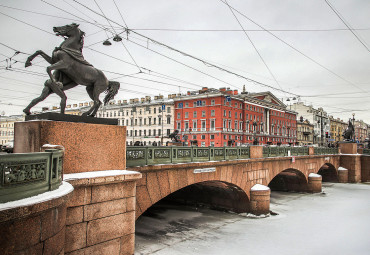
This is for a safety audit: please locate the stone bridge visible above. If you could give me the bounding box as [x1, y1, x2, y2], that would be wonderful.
[3, 120, 370, 255]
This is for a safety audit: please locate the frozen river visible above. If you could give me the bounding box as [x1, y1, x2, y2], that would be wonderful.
[135, 183, 370, 255]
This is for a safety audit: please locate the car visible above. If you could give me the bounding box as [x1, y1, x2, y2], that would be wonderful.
[3, 141, 14, 153]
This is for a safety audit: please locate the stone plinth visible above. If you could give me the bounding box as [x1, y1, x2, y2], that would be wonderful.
[0, 182, 73, 255]
[64, 170, 141, 255]
[308, 173, 322, 193]
[340, 155, 361, 183]
[360, 156, 370, 182]
[338, 167, 349, 183]
[308, 147, 315, 155]
[250, 146, 263, 158]
[250, 185, 270, 215]
[14, 120, 126, 174]
[339, 142, 357, 154]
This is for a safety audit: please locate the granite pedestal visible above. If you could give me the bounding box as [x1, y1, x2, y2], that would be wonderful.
[14, 115, 126, 174]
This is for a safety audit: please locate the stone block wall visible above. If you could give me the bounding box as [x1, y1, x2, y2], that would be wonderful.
[340, 155, 361, 183]
[0, 183, 73, 255]
[64, 171, 141, 255]
[360, 156, 370, 182]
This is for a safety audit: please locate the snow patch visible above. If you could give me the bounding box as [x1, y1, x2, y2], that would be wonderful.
[64, 170, 138, 181]
[0, 182, 73, 211]
[338, 167, 348, 171]
[309, 173, 321, 178]
[251, 184, 270, 191]
[239, 212, 270, 218]
[42, 144, 62, 148]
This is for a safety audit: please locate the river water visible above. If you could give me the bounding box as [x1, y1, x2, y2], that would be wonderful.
[135, 183, 370, 255]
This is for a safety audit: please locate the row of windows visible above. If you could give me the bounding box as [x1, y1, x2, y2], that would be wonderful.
[0, 123, 14, 128]
[0, 131, 14, 136]
[127, 129, 171, 137]
[121, 116, 171, 126]
[99, 106, 172, 118]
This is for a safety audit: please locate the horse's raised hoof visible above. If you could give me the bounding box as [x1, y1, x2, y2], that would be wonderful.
[23, 109, 31, 115]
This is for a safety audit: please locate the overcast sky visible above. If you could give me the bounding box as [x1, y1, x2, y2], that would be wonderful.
[0, 0, 369, 123]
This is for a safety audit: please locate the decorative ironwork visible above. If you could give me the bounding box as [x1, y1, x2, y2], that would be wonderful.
[154, 149, 170, 158]
[2, 160, 47, 185]
[197, 149, 209, 157]
[177, 149, 191, 158]
[228, 149, 238, 156]
[126, 150, 145, 160]
[214, 149, 224, 156]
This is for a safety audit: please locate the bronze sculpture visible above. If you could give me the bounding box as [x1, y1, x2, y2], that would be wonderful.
[23, 23, 120, 117]
[169, 130, 180, 142]
[343, 119, 354, 141]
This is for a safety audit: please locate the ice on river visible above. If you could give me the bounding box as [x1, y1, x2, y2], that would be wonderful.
[135, 183, 370, 255]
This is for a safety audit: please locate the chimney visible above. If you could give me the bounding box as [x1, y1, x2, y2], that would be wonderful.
[220, 87, 226, 92]
[73, 104, 77, 108]
[159, 95, 163, 99]
[84, 102, 88, 106]
[118, 100, 121, 104]
[129, 99, 134, 104]
[133, 98, 139, 103]
[145, 96, 151, 102]
[233, 90, 238, 95]
[79, 103, 83, 107]
[123, 100, 128, 104]
[141, 97, 145, 103]
[187, 91, 191, 95]
[154, 96, 159, 100]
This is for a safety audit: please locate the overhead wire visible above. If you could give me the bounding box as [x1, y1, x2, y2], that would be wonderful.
[324, 0, 370, 52]
[217, 0, 368, 94]
[223, 0, 284, 93]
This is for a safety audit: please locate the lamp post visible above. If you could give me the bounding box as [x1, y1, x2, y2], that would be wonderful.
[352, 113, 356, 142]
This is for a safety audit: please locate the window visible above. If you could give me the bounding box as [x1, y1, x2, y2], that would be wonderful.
[201, 135, 205, 139]
[139, 130, 142, 136]
[223, 110, 226, 117]
[223, 120, 227, 128]
[167, 107, 171, 113]
[193, 102, 197, 107]
[211, 110, 215, 116]
[148, 130, 151, 136]
[210, 135, 215, 139]
[185, 121, 189, 130]
[193, 120, 197, 129]
[153, 118, 156, 124]
[202, 100, 206, 106]
[229, 111, 231, 117]
[210, 119, 215, 129]
[153, 129, 156, 136]
[201, 120, 206, 130]
[134, 130, 137, 136]
[167, 129, 171, 135]
[235, 112, 237, 119]
[154, 108, 156, 114]
[202, 111, 206, 117]
[193, 135, 197, 139]
[211, 99, 215, 106]
[177, 113, 181, 119]
[185, 112, 189, 118]
[193, 111, 197, 118]
[177, 122, 181, 130]
[144, 119, 146, 125]
[185, 102, 189, 108]
[167, 117, 171, 124]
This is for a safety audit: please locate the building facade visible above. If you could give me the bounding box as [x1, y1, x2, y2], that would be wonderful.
[354, 120, 368, 143]
[297, 118, 314, 146]
[291, 103, 330, 146]
[174, 87, 297, 147]
[329, 116, 347, 145]
[0, 115, 24, 145]
[96, 95, 175, 146]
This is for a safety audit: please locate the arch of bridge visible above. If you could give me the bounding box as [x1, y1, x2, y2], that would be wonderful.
[132, 155, 340, 218]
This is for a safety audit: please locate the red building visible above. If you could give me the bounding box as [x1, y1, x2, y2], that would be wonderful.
[174, 87, 297, 146]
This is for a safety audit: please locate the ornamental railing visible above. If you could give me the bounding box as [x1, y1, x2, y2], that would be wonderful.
[127, 146, 340, 167]
[314, 147, 338, 155]
[126, 146, 250, 167]
[262, 146, 309, 157]
[363, 149, 370, 155]
[0, 149, 63, 203]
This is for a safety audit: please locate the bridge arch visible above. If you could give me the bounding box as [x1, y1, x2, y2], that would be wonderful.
[268, 168, 308, 192]
[136, 168, 252, 219]
[317, 163, 338, 182]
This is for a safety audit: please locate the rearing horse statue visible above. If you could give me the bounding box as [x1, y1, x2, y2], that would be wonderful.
[24, 23, 120, 117]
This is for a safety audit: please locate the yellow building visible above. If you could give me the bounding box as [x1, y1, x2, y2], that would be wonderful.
[297, 118, 314, 146]
[329, 116, 347, 144]
[0, 115, 24, 146]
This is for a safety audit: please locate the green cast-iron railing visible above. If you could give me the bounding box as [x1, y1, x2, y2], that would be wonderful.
[127, 146, 340, 167]
[126, 146, 251, 167]
[0, 149, 63, 203]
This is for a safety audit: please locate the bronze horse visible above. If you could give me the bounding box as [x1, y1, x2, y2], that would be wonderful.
[24, 23, 119, 117]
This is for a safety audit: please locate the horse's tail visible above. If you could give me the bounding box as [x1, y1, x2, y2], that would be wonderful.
[104, 81, 120, 105]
